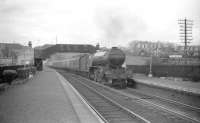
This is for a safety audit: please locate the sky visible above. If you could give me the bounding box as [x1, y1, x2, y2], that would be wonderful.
[0, 0, 199, 47]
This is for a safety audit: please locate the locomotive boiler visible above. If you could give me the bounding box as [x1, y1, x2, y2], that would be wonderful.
[89, 47, 131, 88]
[91, 47, 125, 67]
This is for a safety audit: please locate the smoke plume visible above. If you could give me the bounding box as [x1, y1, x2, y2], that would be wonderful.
[95, 8, 147, 46]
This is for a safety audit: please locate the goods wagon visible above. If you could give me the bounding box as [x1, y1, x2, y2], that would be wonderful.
[50, 47, 133, 88]
[0, 46, 35, 84]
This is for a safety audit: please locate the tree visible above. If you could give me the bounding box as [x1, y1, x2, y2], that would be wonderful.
[1, 46, 10, 57]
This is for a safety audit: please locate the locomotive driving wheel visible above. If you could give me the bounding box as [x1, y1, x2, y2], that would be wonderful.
[88, 70, 95, 80]
[89, 73, 94, 80]
[120, 79, 127, 89]
[94, 68, 104, 83]
[94, 69, 100, 82]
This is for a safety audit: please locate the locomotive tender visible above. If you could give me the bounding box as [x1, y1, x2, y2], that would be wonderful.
[50, 47, 132, 88]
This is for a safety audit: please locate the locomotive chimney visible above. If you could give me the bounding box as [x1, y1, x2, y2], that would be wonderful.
[96, 43, 100, 50]
[28, 41, 32, 48]
[111, 47, 117, 49]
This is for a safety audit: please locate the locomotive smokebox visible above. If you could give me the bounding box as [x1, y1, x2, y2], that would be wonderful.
[92, 47, 125, 67]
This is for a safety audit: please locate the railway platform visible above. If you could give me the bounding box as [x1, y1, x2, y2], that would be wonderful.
[132, 74, 200, 108]
[133, 74, 200, 95]
[0, 67, 103, 123]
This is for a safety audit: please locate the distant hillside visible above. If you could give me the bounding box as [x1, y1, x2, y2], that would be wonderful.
[0, 43, 26, 58]
[0, 43, 24, 49]
[34, 44, 54, 50]
[34, 44, 53, 58]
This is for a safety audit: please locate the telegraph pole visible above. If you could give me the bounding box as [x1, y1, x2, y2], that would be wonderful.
[56, 36, 58, 44]
[178, 18, 193, 56]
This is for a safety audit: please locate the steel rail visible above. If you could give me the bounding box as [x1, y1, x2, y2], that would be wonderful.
[127, 87, 200, 110]
[71, 72, 200, 123]
[124, 88, 200, 123]
[65, 72, 150, 123]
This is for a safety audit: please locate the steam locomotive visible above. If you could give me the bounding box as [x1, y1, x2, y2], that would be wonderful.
[49, 47, 133, 88]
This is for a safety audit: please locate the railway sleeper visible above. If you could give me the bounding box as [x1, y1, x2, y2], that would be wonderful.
[97, 107, 121, 110]
[101, 113, 129, 117]
[108, 119, 134, 123]
[104, 115, 134, 120]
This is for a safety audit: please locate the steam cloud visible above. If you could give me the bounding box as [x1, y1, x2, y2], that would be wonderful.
[95, 8, 147, 46]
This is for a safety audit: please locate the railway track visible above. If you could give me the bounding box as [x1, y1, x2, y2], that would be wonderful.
[123, 88, 200, 123]
[61, 72, 149, 123]
[58, 69, 199, 123]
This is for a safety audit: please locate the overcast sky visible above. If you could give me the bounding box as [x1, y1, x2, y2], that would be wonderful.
[0, 0, 199, 47]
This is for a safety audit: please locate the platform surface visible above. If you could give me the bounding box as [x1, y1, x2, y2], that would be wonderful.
[133, 74, 200, 95]
[0, 67, 103, 123]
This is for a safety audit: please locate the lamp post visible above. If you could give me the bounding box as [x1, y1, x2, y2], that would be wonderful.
[148, 55, 153, 77]
[148, 45, 153, 77]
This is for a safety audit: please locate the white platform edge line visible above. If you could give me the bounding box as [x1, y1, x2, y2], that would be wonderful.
[56, 71, 104, 123]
